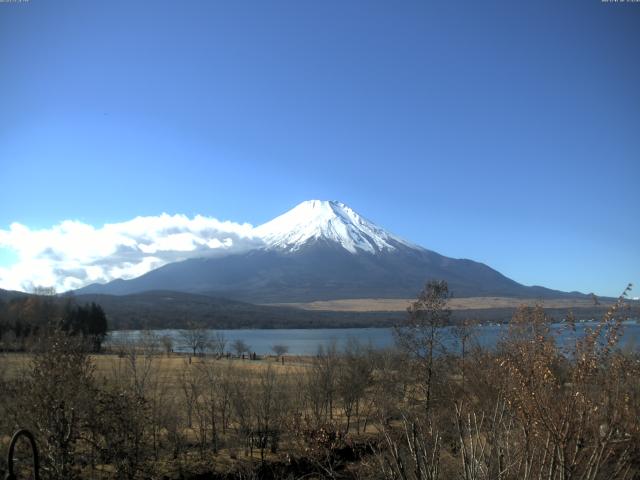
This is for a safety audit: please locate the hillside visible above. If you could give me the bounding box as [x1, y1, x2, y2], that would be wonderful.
[72, 290, 402, 330]
[75, 200, 587, 302]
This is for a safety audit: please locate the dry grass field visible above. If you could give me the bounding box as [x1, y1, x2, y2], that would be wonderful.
[267, 296, 613, 312]
[0, 351, 341, 477]
[1, 292, 638, 479]
[0, 351, 311, 385]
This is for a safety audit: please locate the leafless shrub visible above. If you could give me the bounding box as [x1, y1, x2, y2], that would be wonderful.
[337, 338, 374, 434]
[377, 416, 441, 480]
[89, 387, 152, 480]
[494, 285, 638, 480]
[18, 329, 95, 480]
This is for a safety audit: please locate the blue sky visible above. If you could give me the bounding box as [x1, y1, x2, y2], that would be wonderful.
[0, 0, 638, 296]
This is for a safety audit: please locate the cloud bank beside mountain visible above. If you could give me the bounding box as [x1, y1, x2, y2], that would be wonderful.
[0, 214, 260, 292]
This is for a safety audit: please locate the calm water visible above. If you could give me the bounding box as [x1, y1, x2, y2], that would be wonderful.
[107, 320, 640, 356]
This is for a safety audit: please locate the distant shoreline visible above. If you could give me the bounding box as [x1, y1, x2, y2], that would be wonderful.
[106, 320, 640, 356]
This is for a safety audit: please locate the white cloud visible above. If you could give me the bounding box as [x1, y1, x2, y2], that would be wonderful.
[0, 213, 262, 293]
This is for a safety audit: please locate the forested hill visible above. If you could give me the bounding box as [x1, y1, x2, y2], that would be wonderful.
[0, 290, 108, 351]
[2, 288, 637, 332]
[64, 290, 640, 330]
[72, 290, 403, 330]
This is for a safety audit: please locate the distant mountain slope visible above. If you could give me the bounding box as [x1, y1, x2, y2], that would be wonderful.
[76, 200, 587, 302]
[0, 288, 28, 303]
[72, 290, 401, 330]
[73, 290, 634, 331]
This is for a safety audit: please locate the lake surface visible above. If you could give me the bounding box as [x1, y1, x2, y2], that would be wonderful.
[107, 320, 640, 356]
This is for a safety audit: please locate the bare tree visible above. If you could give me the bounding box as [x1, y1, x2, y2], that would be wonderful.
[112, 335, 156, 398]
[179, 359, 200, 429]
[232, 339, 250, 357]
[272, 344, 289, 360]
[229, 372, 253, 456]
[30, 285, 57, 296]
[253, 365, 288, 461]
[195, 358, 223, 453]
[217, 362, 238, 435]
[139, 330, 160, 355]
[395, 280, 450, 415]
[307, 341, 339, 425]
[210, 331, 227, 357]
[451, 318, 478, 398]
[180, 324, 210, 356]
[160, 335, 173, 356]
[370, 348, 410, 428]
[337, 338, 373, 433]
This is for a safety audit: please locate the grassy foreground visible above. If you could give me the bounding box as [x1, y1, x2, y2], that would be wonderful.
[0, 286, 639, 479]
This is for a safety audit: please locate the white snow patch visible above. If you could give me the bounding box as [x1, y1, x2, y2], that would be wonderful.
[254, 200, 417, 254]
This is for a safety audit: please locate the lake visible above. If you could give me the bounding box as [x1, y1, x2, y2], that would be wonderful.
[107, 320, 640, 356]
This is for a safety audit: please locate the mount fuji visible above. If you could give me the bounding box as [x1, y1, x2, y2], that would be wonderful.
[75, 200, 581, 302]
[255, 200, 417, 254]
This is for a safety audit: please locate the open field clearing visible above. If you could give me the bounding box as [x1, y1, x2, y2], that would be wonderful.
[0, 351, 314, 389]
[267, 296, 618, 312]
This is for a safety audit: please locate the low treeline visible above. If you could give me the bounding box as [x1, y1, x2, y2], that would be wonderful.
[71, 290, 640, 330]
[0, 294, 108, 352]
[73, 290, 404, 329]
[0, 282, 638, 479]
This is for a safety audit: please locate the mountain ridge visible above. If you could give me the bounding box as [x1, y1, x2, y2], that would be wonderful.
[75, 200, 587, 302]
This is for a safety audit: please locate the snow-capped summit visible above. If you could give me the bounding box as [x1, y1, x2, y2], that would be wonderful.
[75, 199, 579, 302]
[253, 200, 415, 254]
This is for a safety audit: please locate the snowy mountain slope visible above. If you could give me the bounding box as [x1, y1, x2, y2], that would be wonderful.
[75, 200, 584, 302]
[253, 200, 416, 254]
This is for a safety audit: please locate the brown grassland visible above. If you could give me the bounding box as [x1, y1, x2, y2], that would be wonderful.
[0, 282, 639, 480]
[267, 297, 618, 312]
